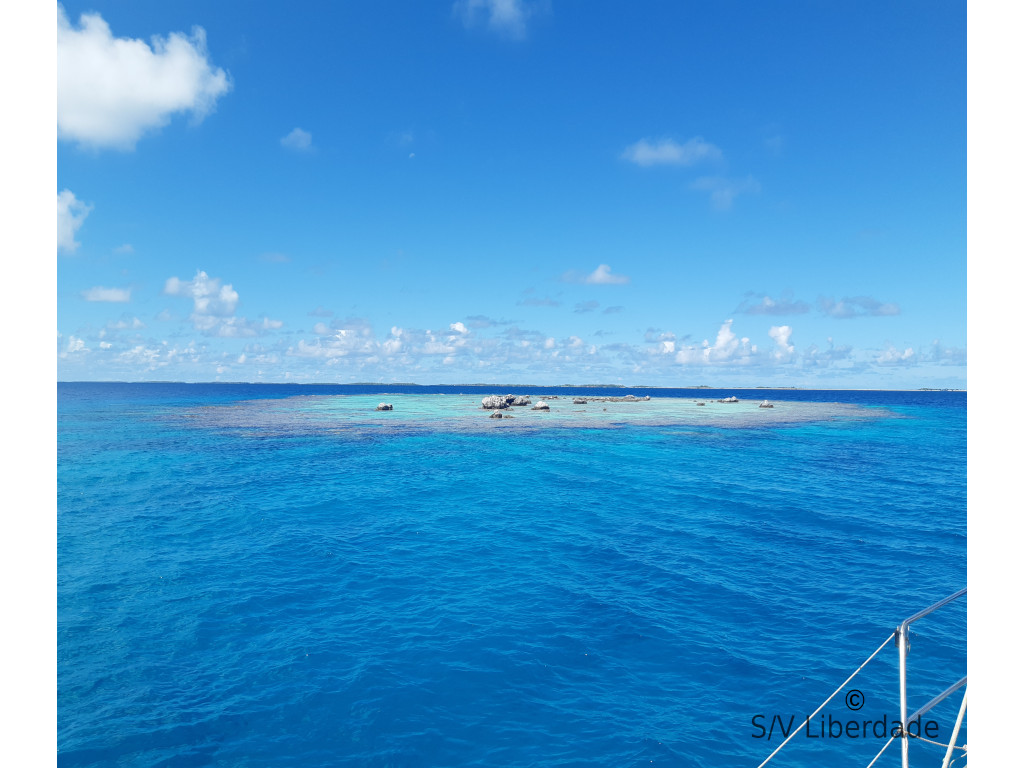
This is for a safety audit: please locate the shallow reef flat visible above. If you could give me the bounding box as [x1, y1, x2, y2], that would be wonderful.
[177, 393, 888, 436]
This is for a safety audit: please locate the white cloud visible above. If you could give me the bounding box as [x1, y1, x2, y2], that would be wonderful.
[57, 189, 91, 254]
[674, 320, 756, 365]
[621, 137, 722, 167]
[562, 264, 630, 285]
[118, 344, 163, 367]
[57, 5, 231, 150]
[876, 345, 916, 365]
[382, 327, 404, 355]
[586, 264, 629, 285]
[454, 0, 538, 39]
[165, 270, 238, 316]
[82, 286, 131, 302]
[280, 128, 313, 152]
[690, 175, 761, 211]
[768, 325, 795, 361]
[450, 321, 469, 334]
[164, 270, 280, 337]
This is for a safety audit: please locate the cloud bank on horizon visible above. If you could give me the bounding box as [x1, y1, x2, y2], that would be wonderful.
[57, 2, 966, 388]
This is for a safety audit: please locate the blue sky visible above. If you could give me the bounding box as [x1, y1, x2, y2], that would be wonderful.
[56, 0, 966, 387]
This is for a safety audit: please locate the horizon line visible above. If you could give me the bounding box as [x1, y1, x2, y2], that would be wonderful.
[56, 381, 967, 392]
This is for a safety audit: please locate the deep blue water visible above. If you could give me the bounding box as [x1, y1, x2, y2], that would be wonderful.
[58, 384, 966, 767]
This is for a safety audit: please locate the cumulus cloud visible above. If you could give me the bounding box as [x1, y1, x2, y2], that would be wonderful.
[876, 345, 916, 365]
[450, 321, 469, 334]
[818, 296, 900, 319]
[164, 270, 280, 337]
[165, 271, 238, 316]
[768, 325, 795, 362]
[60, 335, 88, 357]
[736, 293, 810, 316]
[57, 5, 231, 150]
[82, 286, 131, 302]
[280, 128, 313, 152]
[621, 137, 722, 167]
[690, 175, 761, 211]
[586, 264, 629, 285]
[57, 189, 91, 254]
[453, 0, 540, 39]
[291, 320, 422, 362]
[563, 264, 630, 285]
[674, 320, 756, 366]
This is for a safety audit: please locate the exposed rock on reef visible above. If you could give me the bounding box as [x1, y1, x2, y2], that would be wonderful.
[482, 394, 531, 409]
[759, 400, 774, 408]
[483, 393, 653, 409]
[376, 403, 393, 411]
[717, 396, 739, 403]
[490, 411, 504, 418]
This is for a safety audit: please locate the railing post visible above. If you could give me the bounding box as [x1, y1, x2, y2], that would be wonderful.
[941, 689, 967, 768]
[898, 624, 909, 768]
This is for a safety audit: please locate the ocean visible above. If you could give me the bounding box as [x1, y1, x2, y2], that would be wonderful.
[57, 384, 967, 767]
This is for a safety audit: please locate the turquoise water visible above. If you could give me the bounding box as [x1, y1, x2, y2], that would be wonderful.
[58, 384, 966, 766]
